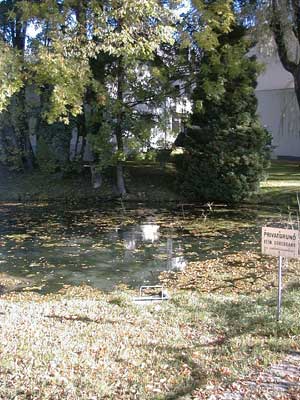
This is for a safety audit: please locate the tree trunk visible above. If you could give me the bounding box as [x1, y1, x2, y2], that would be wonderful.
[11, 10, 34, 169]
[293, 67, 300, 110]
[10, 89, 34, 170]
[271, 0, 300, 111]
[13, 12, 26, 51]
[20, 89, 34, 170]
[22, 132, 34, 170]
[91, 165, 102, 189]
[115, 57, 126, 196]
[116, 163, 126, 195]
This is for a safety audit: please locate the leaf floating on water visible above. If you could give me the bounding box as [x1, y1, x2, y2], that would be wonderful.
[22, 285, 45, 291]
[6, 234, 31, 242]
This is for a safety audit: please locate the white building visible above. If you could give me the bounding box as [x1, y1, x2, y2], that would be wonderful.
[148, 90, 192, 149]
[255, 52, 300, 159]
[148, 51, 300, 158]
[71, 52, 300, 160]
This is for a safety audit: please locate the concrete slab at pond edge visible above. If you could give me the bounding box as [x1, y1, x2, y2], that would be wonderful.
[132, 285, 170, 305]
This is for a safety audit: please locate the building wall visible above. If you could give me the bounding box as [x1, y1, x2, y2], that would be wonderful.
[256, 53, 294, 91]
[255, 52, 300, 158]
[256, 88, 300, 158]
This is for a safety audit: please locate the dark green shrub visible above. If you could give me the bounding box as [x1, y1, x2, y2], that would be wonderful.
[36, 137, 59, 174]
[177, 25, 271, 203]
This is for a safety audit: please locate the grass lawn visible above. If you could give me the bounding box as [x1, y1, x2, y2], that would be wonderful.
[0, 285, 299, 400]
[258, 160, 300, 207]
[0, 161, 181, 203]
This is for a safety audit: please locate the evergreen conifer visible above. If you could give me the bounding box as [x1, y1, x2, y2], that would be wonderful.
[178, 25, 271, 203]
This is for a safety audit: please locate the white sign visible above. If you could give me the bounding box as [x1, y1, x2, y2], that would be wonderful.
[262, 227, 299, 258]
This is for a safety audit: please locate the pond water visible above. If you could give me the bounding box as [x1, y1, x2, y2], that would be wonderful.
[0, 202, 283, 293]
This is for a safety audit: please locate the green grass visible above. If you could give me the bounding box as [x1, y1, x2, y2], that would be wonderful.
[265, 161, 300, 181]
[257, 160, 300, 207]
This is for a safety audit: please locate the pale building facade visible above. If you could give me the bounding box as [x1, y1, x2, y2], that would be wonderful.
[255, 52, 300, 159]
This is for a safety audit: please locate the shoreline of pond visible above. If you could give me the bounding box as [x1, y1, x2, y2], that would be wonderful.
[1, 161, 299, 208]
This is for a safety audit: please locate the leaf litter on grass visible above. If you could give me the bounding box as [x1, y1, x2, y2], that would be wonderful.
[160, 251, 300, 295]
[0, 285, 299, 400]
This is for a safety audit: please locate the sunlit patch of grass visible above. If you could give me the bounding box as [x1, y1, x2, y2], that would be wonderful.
[257, 160, 300, 206]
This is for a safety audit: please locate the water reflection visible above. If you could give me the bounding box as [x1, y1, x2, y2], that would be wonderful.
[168, 256, 186, 271]
[118, 223, 160, 248]
[140, 224, 160, 242]
[119, 224, 186, 272]
[166, 238, 186, 271]
[124, 239, 136, 251]
[0, 204, 262, 294]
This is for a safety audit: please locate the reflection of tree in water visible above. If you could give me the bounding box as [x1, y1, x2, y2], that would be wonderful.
[166, 237, 186, 271]
[117, 224, 160, 262]
[117, 223, 187, 270]
[0, 207, 203, 292]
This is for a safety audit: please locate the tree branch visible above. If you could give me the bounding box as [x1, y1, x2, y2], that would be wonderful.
[125, 75, 196, 109]
[270, 0, 297, 74]
[291, 0, 300, 42]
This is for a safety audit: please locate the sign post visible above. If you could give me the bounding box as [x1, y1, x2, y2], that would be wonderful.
[277, 256, 283, 321]
[262, 227, 298, 321]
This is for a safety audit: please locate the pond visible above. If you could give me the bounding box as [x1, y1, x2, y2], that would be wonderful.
[0, 202, 287, 294]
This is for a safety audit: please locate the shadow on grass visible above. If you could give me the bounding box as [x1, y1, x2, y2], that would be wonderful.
[206, 297, 276, 339]
[44, 314, 118, 325]
[202, 286, 300, 345]
[257, 188, 300, 207]
[154, 287, 300, 399]
[133, 343, 208, 400]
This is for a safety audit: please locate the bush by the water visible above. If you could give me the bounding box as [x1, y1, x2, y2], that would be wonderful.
[177, 25, 271, 203]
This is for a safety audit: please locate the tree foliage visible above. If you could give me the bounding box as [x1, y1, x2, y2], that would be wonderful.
[0, 41, 23, 111]
[0, 0, 180, 182]
[177, 24, 271, 203]
[0, 0, 273, 201]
